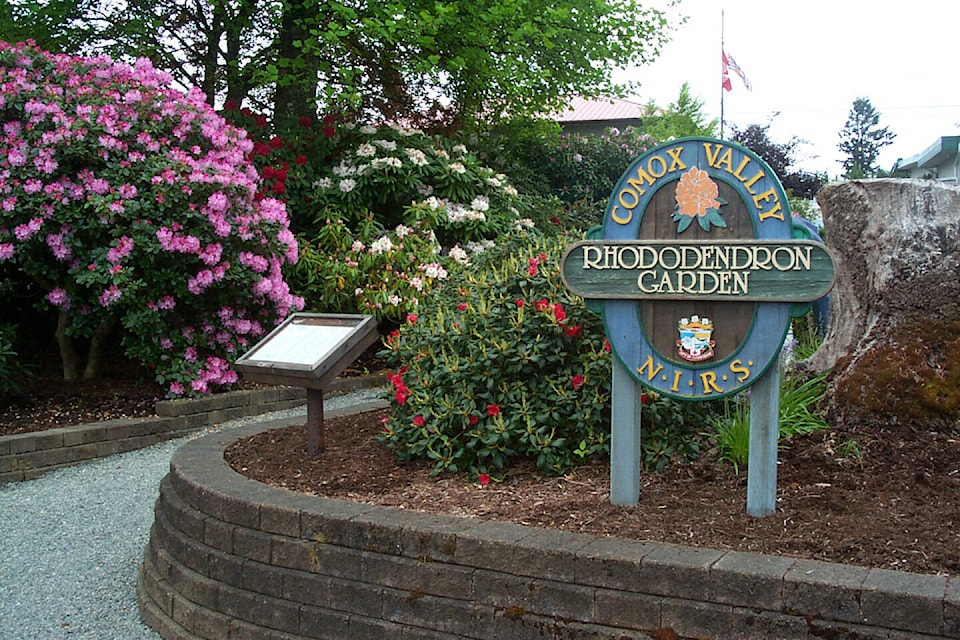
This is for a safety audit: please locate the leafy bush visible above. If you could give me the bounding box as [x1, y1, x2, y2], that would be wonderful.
[229, 113, 528, 249]
[483, 118, 656, 204]
[0, 41, 302, 396]
[642, 393, 723, 472]
[378, 233, 611, 477]
[292, 216, 454, 324]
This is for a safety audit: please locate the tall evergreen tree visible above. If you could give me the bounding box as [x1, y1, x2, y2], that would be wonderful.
[838, 97, 896, 178]
[642, 82, 718, 141]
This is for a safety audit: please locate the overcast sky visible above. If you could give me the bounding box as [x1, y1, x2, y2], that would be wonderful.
[617, 0, 960, 177]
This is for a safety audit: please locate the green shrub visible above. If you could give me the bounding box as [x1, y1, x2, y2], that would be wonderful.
[378, 233, 611, 477]
[483, 118, 656, 204]
[292, 215, 454, 324]
[642, 393, 724, 472]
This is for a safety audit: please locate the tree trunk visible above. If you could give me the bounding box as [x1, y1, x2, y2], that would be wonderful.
[273, 0, 319, 122]
[82, 319, 115, 381]
[55, 310, 81, 383]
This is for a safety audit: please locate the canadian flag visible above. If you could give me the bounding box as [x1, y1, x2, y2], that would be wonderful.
[722, 49, 751, 92]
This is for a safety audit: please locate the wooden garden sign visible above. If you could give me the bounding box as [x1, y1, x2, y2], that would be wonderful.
[560, 137, 836, 516]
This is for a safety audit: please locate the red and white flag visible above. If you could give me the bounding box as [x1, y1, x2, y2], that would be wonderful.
[722, 49, 751, 92]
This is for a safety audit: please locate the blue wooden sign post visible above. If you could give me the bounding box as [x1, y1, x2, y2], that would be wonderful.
[561, 137, 835, 517]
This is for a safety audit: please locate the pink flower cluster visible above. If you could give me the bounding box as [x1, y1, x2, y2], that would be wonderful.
[0, 41, 305, 398]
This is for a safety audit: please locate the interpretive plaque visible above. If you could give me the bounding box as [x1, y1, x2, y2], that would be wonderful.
[235, 313, 379, 454]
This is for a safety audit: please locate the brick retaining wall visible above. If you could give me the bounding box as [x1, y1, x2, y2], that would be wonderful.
[137, 414, 960, 640]
[0, 375, 381, 485]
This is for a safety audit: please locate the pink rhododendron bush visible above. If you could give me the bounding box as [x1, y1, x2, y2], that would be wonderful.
[0, 41, 303, 397]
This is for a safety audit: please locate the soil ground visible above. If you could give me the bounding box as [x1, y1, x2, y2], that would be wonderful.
[3, 355, 959, 577]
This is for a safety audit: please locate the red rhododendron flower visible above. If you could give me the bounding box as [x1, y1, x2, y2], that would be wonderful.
[553, 304, 567, 322]
[515, 299, 524, 307]
[486, 404, 501, 416]
[262, 166, 276, 179]
[223, 100, 238, 111]
[562, 324, 582, 338]
[295, 154, 307, 165]
[571, 374, 585, 390]
[413, 415, 425, 427]
[641, 393, 650, 405]
[269, 136, 283, 149]
[538, 252, 548, 262]
[457, 302, 468, 311]
[323, 114, 336, 123]
[534, 298, 550, 312]
[478, 473, 491, 486]
[603, 339, 611, 352]
[299, 116, 312, 127]
[468, 415, 478, 426]
[274, 168, 287, 181]
[395, 389, 408, 405]
[255, 115, 268, 128]
[253, 141, 271, 156]
[527, 263, 538, 276]
[272, 181, 285, 194]
[406, 313, 418, 324]
[323, 125, 335, 138]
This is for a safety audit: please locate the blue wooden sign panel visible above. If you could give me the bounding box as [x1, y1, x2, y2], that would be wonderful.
[591, 137, 813, 401]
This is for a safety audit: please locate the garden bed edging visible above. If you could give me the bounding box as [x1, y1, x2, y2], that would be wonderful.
[137, 413, 960, 640]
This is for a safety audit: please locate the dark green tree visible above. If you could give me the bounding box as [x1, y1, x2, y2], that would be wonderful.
[0, 0, 103, 53]
[8, 0, 673, 127]
[838, 97, 896, 178]
[731, 122, 823, 199]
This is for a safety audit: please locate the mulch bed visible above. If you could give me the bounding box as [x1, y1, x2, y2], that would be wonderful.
[4, 352, 959, 577]
[225, 408, 960, 577]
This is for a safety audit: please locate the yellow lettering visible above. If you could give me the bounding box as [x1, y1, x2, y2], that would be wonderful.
[637, 355, 663, 381]
[714, 147, 734, 173]
[700, 371, 723, 394]
[758, 201, 784, 222]
[628, 164, 657, 190]
[752, 188, 777, 210]
[732, 156, 752, 180]
[647, 155, 668, 179]
[730, 359, 751, 383]
[742, 169, 765, 193]
[618, 188, 640, 210]
[666, 146, 687, 172]
[670, 370, 683, 392]
[610, 205, 631, 225]
[703, 142, 723, 167]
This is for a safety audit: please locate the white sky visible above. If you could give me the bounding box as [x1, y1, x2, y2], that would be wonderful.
[616, 0, 960, 177]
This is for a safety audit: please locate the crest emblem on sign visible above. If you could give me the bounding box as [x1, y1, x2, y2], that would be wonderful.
[677, 315, 715, 362]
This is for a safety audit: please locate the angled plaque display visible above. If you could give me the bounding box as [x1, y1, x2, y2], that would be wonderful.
[234, 313, 380, 455]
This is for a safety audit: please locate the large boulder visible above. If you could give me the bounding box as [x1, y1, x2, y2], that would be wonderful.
[807, 179, 960, 428]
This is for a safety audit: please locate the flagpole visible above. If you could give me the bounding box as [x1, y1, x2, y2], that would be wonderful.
[720, 9, 725, 139]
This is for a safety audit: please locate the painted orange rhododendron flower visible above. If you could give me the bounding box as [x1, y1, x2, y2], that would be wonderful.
[675, 167, 720, 217]
[672, 167, 728, 233]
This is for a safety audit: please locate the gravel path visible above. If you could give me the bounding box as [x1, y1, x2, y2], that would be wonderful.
[0, 388, 382, 640]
